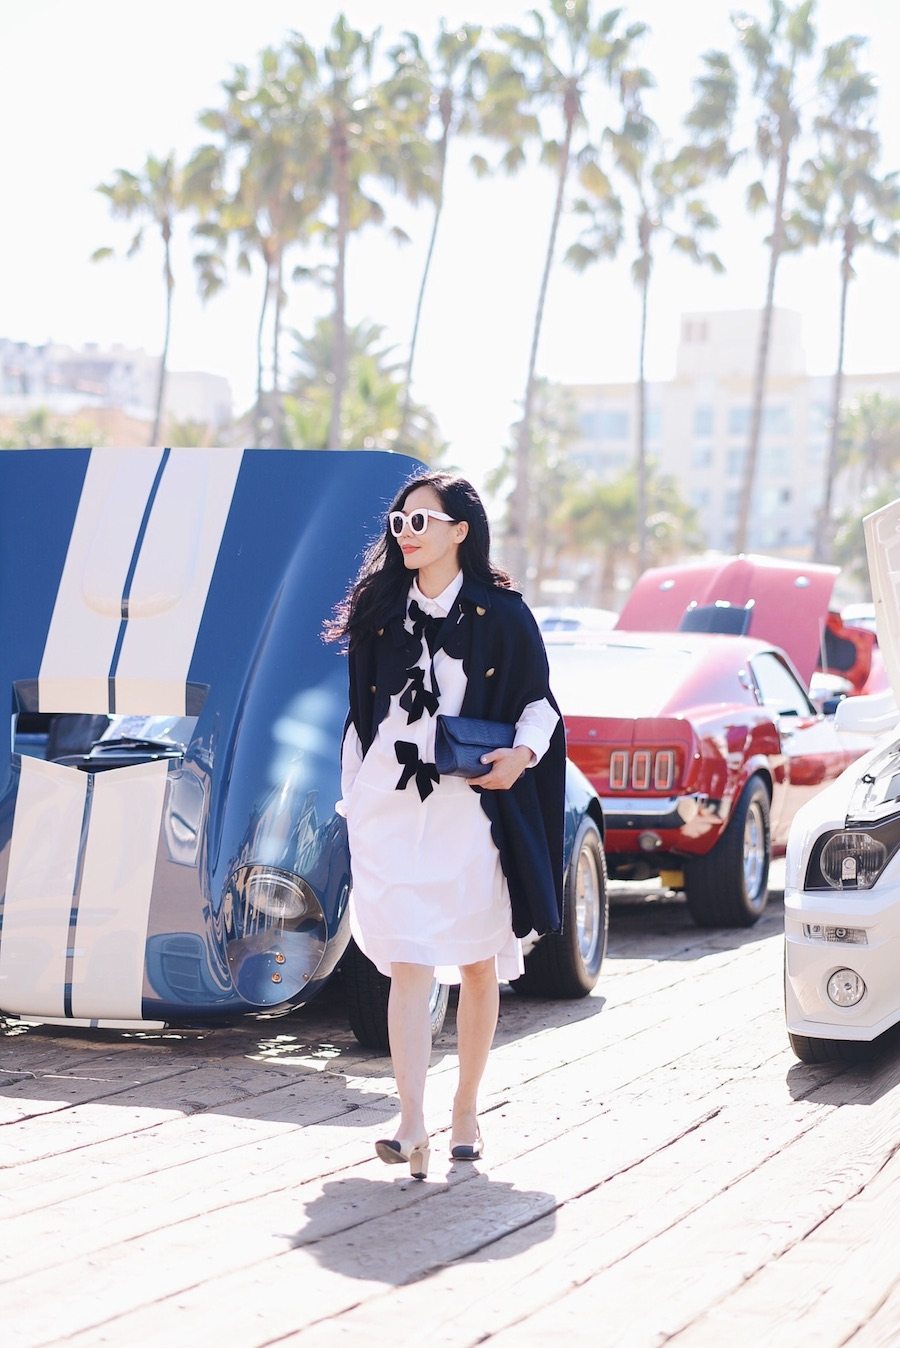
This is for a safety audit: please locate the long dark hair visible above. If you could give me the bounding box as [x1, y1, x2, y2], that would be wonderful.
[324, 470, 512, 647]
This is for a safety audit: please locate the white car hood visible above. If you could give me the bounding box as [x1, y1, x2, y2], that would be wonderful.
[864, 497, 900, 701]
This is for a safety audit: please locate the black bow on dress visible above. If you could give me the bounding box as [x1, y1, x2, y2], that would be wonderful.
[398, 665, 440, 723]
[408, 599, 443, 655]
[394, 740, 440, 800]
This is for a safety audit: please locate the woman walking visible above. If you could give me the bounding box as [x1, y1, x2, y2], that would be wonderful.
[328, 471, 565, 1179]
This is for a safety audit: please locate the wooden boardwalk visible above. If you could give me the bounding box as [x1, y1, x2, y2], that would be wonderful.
[3, 872, 900, 1347]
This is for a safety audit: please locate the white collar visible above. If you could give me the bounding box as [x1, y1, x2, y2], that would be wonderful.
[409, 570, 463, 618]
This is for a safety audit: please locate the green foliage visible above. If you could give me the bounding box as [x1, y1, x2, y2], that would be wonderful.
[554, 463, 704, 604]
[0, 408, 102, 449]
[283, 318, 445, 463]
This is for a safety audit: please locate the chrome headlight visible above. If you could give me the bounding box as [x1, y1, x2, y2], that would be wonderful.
[805, 815, 900, 892]
[228, 865, 323, 933]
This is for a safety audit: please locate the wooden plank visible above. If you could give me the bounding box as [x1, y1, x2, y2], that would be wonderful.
[1, 1014, 851, 1344]
[660, 1138, 900, 1346]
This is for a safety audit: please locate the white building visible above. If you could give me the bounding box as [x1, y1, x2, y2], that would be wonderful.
[566, 309, 900, 556]
[0, 338, 232, 432]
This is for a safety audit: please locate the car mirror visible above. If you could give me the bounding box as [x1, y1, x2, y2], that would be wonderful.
[835, 686, 900, 735]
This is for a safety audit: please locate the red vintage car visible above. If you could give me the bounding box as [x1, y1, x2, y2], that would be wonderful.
[546, 556, 876, 928]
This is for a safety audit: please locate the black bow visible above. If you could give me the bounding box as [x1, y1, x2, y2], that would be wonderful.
[408, 599, 443, 655]
[399, 665, 440, 723]
[395, 740, 440, 800]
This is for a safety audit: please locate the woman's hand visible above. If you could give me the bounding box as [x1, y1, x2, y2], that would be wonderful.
[466, 745, 535, 790]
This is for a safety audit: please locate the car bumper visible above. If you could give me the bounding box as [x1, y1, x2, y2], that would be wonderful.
[600, 792, 708, 831]
[784, 879, 900, 1042]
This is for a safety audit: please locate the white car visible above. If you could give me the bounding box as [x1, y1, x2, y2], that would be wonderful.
[784, 498, 900, 1062]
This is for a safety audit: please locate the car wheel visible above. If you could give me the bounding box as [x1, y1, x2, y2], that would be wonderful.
[788, 1032, 875, 1065]
[341, 939, 450, 1051]
[511, 817, 608, 998]
[685, 775, 770, 928]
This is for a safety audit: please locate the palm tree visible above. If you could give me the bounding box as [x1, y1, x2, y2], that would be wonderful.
[192, 45, 322, 445]
[485, 379, 581, 592]
[567, 71, 723, 573]
[92, 153, 187, 444]
[839, 393, 900, 494]
[283, 318, 446, 463]
[290, 18, 435, 451]
[785, 38, 900, 559]
[556, 466, 703, 606]
[688, 0, 819, 552]
[485, 1, 645, 592]
[387, 23, 484, 449]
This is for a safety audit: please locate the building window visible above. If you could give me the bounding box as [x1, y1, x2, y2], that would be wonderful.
[599, 409, 630, 439]
[727, 447, 745, 475]
[764, 404, 792, 435]
[728, 406, 751, 435]
[578, 409, 630, 440]
[684, 319, 709, 343]
[760, 444, 790, 476]
[810, 401, 831, 433]
[692, 445, 713, 469]
[647, 407, 662, 440]
[694, 405, 714, 437]
[725, 489, 741, 515]
[691, 489, 710, 509]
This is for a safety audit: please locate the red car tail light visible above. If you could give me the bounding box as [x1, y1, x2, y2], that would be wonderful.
[609, 750, 629, 790]
[654, 750, 676, 790]
[605, 748, 681, 792]
[631, 750, 652, 790]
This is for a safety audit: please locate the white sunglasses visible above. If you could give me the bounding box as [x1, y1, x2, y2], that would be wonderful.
[388, 507, 456, 537]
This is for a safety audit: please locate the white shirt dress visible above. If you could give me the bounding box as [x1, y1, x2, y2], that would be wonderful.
[339, 572, 558, 984]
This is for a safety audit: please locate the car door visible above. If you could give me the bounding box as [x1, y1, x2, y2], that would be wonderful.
[750, 650, 846, 848]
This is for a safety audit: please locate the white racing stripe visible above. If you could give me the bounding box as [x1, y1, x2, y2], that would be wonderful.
[70, 759, 169, 1020]
[37, 446, 244, 717]
[113, 447, 244, 714]
[38, 448, 165, 713]
[0, 757, 87, 1017]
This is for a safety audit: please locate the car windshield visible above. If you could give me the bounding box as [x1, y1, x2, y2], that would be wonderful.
[97, 714, 197, 747]
[547, 642, 698, 717]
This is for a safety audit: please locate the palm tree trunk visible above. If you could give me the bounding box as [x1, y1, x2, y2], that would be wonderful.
[815, 236, 852, 561]
[734, 145, 790, 553]
[512, 106, 575, 594]
[151, 225, 173, 446]
[399, 111, 450, 449]
[254, 259, 271, 446]
[329, 122, 350, 452]
[636, 251, 650, 576]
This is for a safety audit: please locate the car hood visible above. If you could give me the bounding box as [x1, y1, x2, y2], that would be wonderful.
[864, 496, 900, 700]
[615, 554, 839, 688]
[0, 446, 421, 1024]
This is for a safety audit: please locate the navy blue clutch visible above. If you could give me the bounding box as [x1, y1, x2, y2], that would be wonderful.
[434, 714, 515, 778]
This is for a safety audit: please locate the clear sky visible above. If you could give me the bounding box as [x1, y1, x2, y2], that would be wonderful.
[2, 1, 899, 487]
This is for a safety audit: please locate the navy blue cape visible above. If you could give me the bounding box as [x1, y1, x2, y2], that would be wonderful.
[345, 575, 566, 937]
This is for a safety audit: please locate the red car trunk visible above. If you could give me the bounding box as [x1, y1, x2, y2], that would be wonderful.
[564, 715, 699, 795]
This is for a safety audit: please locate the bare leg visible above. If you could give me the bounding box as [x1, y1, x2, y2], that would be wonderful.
[452, 957, 499, 1148]
[387, 961, 435, 1145]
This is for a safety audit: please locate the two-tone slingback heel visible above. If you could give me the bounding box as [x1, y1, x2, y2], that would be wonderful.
[374, 1137, 431, 1180]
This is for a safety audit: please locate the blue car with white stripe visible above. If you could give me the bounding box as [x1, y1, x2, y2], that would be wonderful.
[0, 448, 607, 1045]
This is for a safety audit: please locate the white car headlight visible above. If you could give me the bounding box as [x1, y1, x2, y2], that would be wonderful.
[805, 817, 900, 892]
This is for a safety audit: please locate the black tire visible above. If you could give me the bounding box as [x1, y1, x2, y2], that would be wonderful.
[788, 1031, 874, 1065]
[341, 939, 450, 1051]
[685, 775, 770, 928]
[512, 817, 608, 998]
